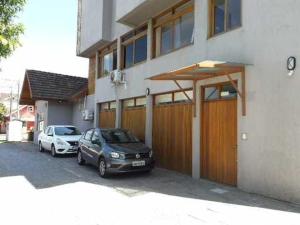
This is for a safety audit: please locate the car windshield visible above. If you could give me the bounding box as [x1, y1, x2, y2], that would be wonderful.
[101, 130, 139, 143]
[54, 127, 81, 136]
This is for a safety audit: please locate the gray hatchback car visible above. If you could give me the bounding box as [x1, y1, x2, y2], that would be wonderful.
[78, 128, 155, 177]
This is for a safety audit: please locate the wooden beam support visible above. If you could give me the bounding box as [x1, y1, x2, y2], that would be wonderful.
[193, 80, 197, 117]
[226, 73, 246, 116]
[226, 74, 243, 98]
[241, 69, 246, 116]
[173, 80, 193, 102]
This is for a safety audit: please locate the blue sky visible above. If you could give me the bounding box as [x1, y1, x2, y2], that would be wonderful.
[0, 0, 88, 92]
[22, 0, 78, 41]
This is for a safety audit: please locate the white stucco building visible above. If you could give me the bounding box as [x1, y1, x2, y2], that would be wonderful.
[77, 0, 300, 204]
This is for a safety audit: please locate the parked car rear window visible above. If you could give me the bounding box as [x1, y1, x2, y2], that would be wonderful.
[101, 130, 139, 143]
[54, 127, 81, 136]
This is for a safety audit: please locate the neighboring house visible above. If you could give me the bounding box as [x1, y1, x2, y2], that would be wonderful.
[76, 0, 300, 203]
[3, 105, 35, 132]
[19, 70, 95, 143]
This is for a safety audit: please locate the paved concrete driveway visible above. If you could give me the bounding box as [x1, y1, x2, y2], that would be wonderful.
[0, 142, 299, 225]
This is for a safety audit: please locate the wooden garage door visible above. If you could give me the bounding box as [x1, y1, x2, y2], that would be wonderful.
[99, 101, 116, 128]
[122, 97, 146, 142]
[201, 83, 237, 186]
[153, 91, 193, 175]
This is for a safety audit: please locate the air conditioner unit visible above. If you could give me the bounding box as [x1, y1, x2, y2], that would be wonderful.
[82, 109, 94, 121]
[110, 70, 126, 85]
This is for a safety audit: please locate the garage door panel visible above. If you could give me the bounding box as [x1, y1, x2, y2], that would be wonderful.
[99, 111, 116, 128]
[122, 107, 146, 142]
[153, 103, 192, 175]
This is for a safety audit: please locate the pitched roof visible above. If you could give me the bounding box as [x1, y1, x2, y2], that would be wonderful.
[20, 70, 88, 105]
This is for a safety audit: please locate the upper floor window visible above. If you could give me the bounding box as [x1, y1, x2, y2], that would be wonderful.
[121, 25, 148, 69]
[210, 0, 241, 36]
[153, 0, 194, 57]
[98, 41, 117, 78]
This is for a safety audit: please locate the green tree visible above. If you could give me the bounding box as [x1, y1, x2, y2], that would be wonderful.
[0, 0, 26, 59]
[0, 102, 7, 123]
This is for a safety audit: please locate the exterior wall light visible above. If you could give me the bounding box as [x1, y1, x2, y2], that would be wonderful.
[287, 56, 296, 76]
[146, 88, 150, 96]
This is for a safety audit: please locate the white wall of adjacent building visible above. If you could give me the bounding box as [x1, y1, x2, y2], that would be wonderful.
[77, 0, 300, 203]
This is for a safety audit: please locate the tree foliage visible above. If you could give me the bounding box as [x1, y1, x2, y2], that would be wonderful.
[0, 0, 26, 58]
[0, 102, 7, 122]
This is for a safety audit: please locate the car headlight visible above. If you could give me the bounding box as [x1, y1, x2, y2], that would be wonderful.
[110, 152, 120, 159]
[149, 150, 153, 158]
[56, 138, 67, 145]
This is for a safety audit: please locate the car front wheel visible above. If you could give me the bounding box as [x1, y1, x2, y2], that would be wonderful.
[77, 150, 85, 165]
[98, 158, 108, 178]
[51, 145, 57, 157]
[39, 142, 44, 152]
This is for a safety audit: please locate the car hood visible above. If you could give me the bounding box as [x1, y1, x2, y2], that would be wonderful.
[107, 142, 150, 153]
[56, 135, 82, 142]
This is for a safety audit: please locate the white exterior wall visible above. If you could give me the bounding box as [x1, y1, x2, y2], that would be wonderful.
[80, 0, 300, 203]
[72, 95, 95, 132]
[77, 0, 113, 56]
[34, 100, 48, 144]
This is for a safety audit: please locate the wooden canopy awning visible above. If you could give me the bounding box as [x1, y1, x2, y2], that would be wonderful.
[148, 60, 248, 116]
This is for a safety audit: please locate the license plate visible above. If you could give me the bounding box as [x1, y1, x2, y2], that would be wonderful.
[132, 161, 146, 167]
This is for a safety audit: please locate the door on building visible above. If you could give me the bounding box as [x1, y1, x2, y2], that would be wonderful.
[99, 101, 116, 128]
[152, 90, 193, 175]
[121, 97, 146, 142]
[201, 82, 238, 186]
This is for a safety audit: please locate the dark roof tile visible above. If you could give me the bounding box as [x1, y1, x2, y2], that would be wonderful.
[25, 70, 88, 101]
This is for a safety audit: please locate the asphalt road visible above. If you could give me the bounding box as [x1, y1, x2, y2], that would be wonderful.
[0, 142, 299, 225]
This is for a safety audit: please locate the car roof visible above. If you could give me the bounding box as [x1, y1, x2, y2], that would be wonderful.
[49, 125, 76, 128]
[98, 128, 128, 132]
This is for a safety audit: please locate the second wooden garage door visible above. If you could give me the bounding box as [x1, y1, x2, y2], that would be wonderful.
[99, 101, 116, 128]
[152, 91, 193, 175]
[121, 97, 146, 142]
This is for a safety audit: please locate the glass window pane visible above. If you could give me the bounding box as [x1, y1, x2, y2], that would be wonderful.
[155, 94, 172, 105]
[214, 0, 225, 34]
[221, 84, 237, 99]
[175, 12, 194, 49]
[110, 101, 116, 110]
[101, 103, 109, 111]
[123, 99, 135, 108]
[136, 97, 146, 106]
[113, 50, 117, 70]
[161, 23, 173, 54]
[174, 19, 181, 49]
[124, 43, 134, 68]
[227, 0, 241, 30]
[103, 52, 113, 76]
[92, 130, 100, 142]
[204, 87, 219, 100]
[134, 36, 147, 64]
[174, 90, 193, 102]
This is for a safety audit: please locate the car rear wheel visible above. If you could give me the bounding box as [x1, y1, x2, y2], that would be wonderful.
[98, 158, 108, 178]
[51, 145, 57, 157]
[39, 142, 44, 152]
[77, 150, 85, 165]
